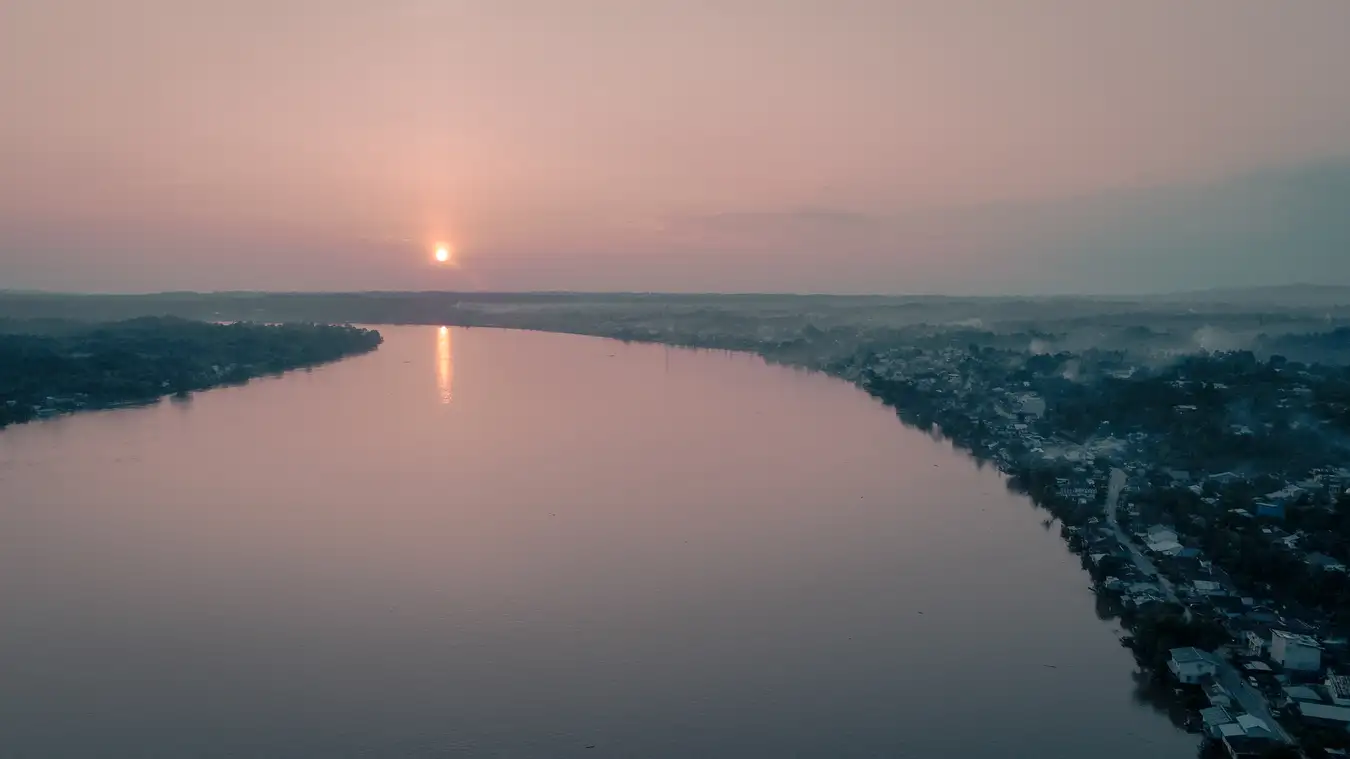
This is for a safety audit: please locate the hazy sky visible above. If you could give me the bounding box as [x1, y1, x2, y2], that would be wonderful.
[3, 0, 1350, 294]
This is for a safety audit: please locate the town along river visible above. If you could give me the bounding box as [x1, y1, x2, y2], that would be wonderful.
[0, 326, 1196, 758]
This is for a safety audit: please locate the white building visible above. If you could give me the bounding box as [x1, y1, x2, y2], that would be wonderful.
[1147, 525, 1178, 543]
[1169, 647, 1219, 684]
[1148, 540, 1184, 556]
[1143, 525, 1184, 556]
[1236, 714, 1276, 740]
[1271, 630, 1322, 672]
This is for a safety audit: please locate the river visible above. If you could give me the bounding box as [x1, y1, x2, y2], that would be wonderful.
[0, 326, 1195, 758]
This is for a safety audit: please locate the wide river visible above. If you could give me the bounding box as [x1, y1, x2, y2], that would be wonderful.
[1, 326, 1195, 758]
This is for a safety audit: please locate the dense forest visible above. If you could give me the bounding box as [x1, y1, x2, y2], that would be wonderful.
[0, 317, 381, 428]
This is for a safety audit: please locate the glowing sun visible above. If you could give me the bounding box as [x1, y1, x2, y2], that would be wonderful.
[434, 244, 451, 263]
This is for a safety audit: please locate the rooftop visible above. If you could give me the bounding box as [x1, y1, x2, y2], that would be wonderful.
[1327, 673, 1350, 698]
[1221, 734, 1273, 757]
[1236, 714, 1271, 736]
[1300, 703, 1350, 723]
[1272, 629, 1321, 648]
[1170, 647, 1217, 664]
[1283, 685, 1323, 703]
[1200, 706, 1233, 726]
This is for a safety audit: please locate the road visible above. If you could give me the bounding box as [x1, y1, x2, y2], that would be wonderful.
[1104, 468, 1190, 621]
[1104, 470, 1290, 743]
[1215, 659, 1294, 743]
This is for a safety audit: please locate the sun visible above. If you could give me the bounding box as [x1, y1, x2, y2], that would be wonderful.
[434, 244, 451, 263]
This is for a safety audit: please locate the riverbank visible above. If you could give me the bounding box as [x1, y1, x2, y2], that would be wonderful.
[404, 320, 1337, 755]
[0, 317, 382, 429]
[6, 291, 1347, 753]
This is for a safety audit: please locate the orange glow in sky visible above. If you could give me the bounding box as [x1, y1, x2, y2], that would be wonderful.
[3, 2, 1350, 294]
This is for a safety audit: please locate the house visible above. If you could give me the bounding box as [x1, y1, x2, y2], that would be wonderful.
[1146, 525, 1178, 543]
[1325, 672, 1350, 706]
[1284, 618, 1321, 638]
[1200, 706, 1235, 737]
[1299, 703, 1350, 725]
[1127, 589, 1169, 609]
[1148, 539, 1185, 557]
[1145, 525, 1184, 556]
[1282, 685, 1324, 703]
[1235, 714, 1276, 741]
[1205, 681, 1234, 708]
[1169, 647, 1220, 684]
[1265, 485, 1305, 506]
[1270, 630, 1322, 672]
[1220, 735, 1277, 759]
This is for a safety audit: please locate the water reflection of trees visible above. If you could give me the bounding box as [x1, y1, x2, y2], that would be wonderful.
[1094, 592, 1122, 623]
[1130, 668, 1195, 731]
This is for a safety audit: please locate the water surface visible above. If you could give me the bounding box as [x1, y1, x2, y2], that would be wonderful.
[0, 326, 1195, 758]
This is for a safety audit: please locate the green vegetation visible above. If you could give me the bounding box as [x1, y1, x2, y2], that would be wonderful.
[0, 317, 381, 428]
[1124, 606, 1229, 675]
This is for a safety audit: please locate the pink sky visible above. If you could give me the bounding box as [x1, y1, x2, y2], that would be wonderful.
[4, 0, 1350, 294]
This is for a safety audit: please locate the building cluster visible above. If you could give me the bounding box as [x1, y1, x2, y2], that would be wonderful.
[548, 313, 1350, 755]
[825, 340, 1350, 755]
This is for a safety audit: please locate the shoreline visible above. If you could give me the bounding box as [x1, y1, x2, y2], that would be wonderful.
[7, 316, 1338, 754]
[403, 321, 1320, 753]
[0, 319, 383, 432]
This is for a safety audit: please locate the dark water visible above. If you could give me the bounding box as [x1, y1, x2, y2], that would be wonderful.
[0, 326, 1194, 758]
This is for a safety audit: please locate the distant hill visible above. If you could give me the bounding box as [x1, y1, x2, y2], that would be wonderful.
[1143, 284, 1350, 309]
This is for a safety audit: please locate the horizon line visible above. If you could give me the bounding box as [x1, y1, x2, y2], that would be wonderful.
[2, 282, 1348, 301]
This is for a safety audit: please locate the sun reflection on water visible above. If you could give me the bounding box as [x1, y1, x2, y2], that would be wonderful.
[436, 326, 454, 404]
